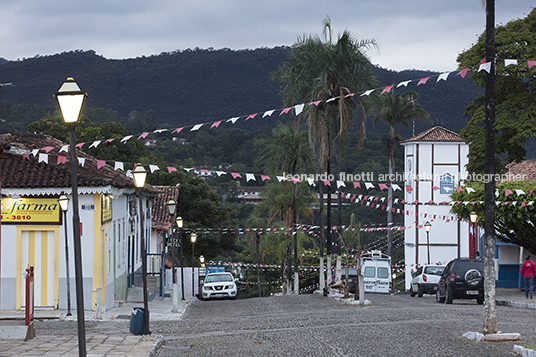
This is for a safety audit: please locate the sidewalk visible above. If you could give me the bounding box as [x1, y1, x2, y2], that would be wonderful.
[0, 295, 194, 357]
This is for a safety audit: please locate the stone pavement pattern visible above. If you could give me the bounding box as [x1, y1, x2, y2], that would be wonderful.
[0, 289, 534, 356]
[152, 290, 535, 357]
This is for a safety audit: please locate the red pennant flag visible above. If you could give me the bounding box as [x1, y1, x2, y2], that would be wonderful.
[405, 185, 413, 192]
[291, 177, 301, 184]
[172, 127, 184, 134]
[231, 172, 242, 179]
[138, 132, 149, 140]
[105, 138, 115, 143]
[309, 100, 322, 106]
[323, 180, 331, 186]
[378, 183, 388, 190]
[42, 146, 54, 153]
[96, 160, 106, 169]
[210, 121, 222, 129]
[432, 186, 440, 191]
[75, 142, 85, 149]
[279, 107, 292, 116]
[260, 175, 271, 181]
[455, 187, 464, 192]
[353, 182, 361, 189]
[381, 85, 394, 94]
[504, 189, 513, 197]
[457, 68, 469, 78]
[57, 155, 66, 164]
[417, 77, 430, 86]
[167, 167, 177, 173]
[245, 113, 258, 121]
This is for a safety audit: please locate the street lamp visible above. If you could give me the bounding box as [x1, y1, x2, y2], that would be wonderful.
[176, 216, 185, 301]
[54, 77, 88, 357]
[191, 232, 197, 296]
[132, 164, 150, 335]
[165, 200, 181, 312]
[470, 211, 478, 258]
[424, 221, 431, 265]
[58, 194, 72, 317]
[200, 255, 205, 268]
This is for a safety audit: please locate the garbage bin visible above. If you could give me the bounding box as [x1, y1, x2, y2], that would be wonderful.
[129, 307, 148, 335]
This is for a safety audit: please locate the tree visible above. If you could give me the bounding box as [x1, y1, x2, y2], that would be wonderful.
[372, 91, 430, 259]
[456, 8, 536, 175]
[276, 15, 377, 289]
[255, 122, 315, 293]
[450, 180, 536, 255]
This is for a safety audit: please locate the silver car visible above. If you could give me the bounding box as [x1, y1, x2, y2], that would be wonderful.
[410, 265, 445, 297]
[201, 272, 238, 300]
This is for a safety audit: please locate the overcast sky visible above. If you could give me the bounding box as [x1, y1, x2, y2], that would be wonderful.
[0, 1, 532, 72]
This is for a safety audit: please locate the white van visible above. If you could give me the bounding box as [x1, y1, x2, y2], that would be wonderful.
[362, 250, 391, 294]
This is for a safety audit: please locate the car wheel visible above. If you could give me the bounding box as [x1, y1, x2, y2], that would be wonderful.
[445, 286, 453, 304]
[436, 289, 445, 303]
[410, 286, 416, 297]
[476, 296, 484, 305]
[417, 284, 424, 298]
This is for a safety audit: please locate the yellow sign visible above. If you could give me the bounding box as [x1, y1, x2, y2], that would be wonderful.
[102, 195, 112, 224]
[1, 198, 61, 224]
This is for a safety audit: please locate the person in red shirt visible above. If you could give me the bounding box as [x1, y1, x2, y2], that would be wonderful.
[520, 255, 536, 299]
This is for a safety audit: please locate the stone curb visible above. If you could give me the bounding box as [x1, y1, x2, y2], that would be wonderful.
[148, 335, 165, 357]
[496, 300, 536, 310]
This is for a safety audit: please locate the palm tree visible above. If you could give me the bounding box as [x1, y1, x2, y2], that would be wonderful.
[255, 122, 314, 293]
[372, 91, 430, 260]
[276, 16, 377, 287]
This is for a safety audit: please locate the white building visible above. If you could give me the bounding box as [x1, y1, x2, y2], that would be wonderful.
[401, 126, 471, 289]
[0, 133, 158, 311]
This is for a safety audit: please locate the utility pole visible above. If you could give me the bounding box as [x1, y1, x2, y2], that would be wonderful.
[483, 0, 497, 335]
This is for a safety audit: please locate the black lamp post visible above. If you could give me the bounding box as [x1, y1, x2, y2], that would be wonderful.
[58, 194, 72, 317]
[132, 164, 150, 335]
[54, 77, 87, 357]
[470, 211, 478, 258]
[191, 232, 197, 296]
[424, 221, 431, 265]
[165, 200, 177, 284]
[176, 216, 185, 300]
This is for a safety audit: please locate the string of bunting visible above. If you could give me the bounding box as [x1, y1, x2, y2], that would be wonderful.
[27, 58, 536, 170]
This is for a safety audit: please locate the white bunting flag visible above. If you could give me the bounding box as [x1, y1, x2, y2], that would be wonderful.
[294, 104, 305, 116]
[149, 165, 160, 173]
[246, 173, 256, 182]
[89, 140, 101, 148]
[227, 117, 240, 124]
[437, 72, 450, 82]
[114, 162, 124, 171]
[38, 153, 48, 163]
[262, 110, 275, 118]
[478, 62, 491, 73]
[191, 124, 203, 131]
[77, 157, 86, 167]
[121, 135, 133, 143]
[505, 59, 518, 66]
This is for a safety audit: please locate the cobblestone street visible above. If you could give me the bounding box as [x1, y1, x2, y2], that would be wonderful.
[151, 293, 531, 357]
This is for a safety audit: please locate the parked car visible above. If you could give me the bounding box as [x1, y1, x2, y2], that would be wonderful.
[200, 272, 238, 300]
[331, 268, 358, 293]
[436, 258, 485, 305]
[410, 265, 445, 297]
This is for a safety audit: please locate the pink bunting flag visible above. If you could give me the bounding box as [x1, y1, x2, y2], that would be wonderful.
[210, 121, 222, 129]
[405, 185, 413, 192]
[529, 60, 536, 69]
[75, 142, 85, 149]
[309, 100, 322, 106]
[167, 167, 177, 173]
[96, 160, 106, 169]
[480, 57, 487, 64]
[432, 186, 440, 191]
[417, 77, 430, 86]
[42, 146, 54, 153]
[530, 189, 535, 196]
[260, 175, 271, 181]
[504, 189, 513, 197]
[279, 107, 292, 116]
[381, 85, 394, 94]
[291, 177, 301, 184]
[231, 172, 242, 179]
[455, 187, 464, 192]
[457, 68, 469, 78]
[105, 138, 115, 143]
[378, 183, 388, 190]
[57, 155, 66, 164]
[522, 201, 526, 207]
[245, 113, 258, 121]
[353, 182, 361, 189]
[172, 127, 184, 134]
[23, 155, 29, 160]
[323, 180, 331, 187]
[138, 132, 149, 140]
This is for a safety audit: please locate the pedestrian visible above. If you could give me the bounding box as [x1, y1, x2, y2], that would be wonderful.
[520, 255, 536, 299]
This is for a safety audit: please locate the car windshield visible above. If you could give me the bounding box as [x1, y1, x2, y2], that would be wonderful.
[424, 266, 444, 276]
[205, 274, 233, 283]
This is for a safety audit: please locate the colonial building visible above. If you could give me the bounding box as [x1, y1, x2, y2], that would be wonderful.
[0, 133, 158, 311]
[401, 126, 471, 288]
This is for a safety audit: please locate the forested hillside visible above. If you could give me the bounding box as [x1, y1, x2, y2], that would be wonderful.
[0, 47, 481, 139]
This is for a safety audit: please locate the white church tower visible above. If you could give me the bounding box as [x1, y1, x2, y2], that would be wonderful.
[401, 126, 471, 289]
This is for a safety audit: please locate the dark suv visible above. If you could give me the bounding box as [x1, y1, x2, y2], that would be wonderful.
[436, 258, 485, 305]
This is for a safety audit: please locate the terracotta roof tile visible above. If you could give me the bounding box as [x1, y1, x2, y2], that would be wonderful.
[505, 160, 536, 182]
[0, 133, 158, 192]
[151, 186, 180, 231]
[401, 126, 466, 143]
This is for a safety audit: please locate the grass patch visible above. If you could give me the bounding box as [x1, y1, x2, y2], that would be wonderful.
[519, 344, 536, 350]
